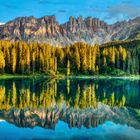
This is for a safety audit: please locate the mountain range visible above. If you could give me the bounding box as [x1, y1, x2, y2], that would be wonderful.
[0, 16, 140, 46]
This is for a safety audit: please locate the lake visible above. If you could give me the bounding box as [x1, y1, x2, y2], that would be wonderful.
[0, 78, 140, 140]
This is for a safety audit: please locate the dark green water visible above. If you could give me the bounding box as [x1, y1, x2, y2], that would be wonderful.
[0, 78, 140, 140]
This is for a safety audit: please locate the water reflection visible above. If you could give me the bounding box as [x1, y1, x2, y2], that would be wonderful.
[0, 121, 140, 140]
[0, 78, 139, 110]
[0, 78, 140, 131]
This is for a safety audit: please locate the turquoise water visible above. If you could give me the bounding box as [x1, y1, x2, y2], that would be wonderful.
[0, 78, 140, 140]
[0, 121, 140, 140]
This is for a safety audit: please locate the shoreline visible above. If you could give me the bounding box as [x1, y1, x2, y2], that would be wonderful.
[68, 75, 140, 80]
[0, 74, 140, 80]
[0, 74, 49, 80]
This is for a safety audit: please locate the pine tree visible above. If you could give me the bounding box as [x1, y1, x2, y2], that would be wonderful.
[111, 47, 116, 65]
[0, 50, 5, 74]
[80, 44, 87, 72]
[54, 57, 57, 73]
[39, 51, 44, 72]
[73, 45, 80, 71]
[3, 43, 11, 73]
[91, 47, 97, 72]
[67, 59, 70, 77]
[31, 50, 35, 75]
[11, 47, 17, 73]
[88, 46, 92, 71]
[25, 47, 30, 74]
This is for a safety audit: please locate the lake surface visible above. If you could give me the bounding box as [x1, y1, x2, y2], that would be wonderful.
[0, 78, 140, 140]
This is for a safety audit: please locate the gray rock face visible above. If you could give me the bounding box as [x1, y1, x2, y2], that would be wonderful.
[0, 16, 140, 46]
[0, 103, 140, 129]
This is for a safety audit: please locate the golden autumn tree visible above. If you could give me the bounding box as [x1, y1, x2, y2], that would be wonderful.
[11, 47, 17, 73]
[67, 59, 70, 77]
[4, 43, 11, 73]
[25, 47, 30, 74]
[39, 50, 44, 72]
[0, 50, 5, 74]
[73, 44, 80, 72]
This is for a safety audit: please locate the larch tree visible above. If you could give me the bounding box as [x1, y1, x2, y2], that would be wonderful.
[11, 47, 17, 73]
[67, 59, 70, 77]
[25, 47, 30, 74]
[39, 50, 44, 72]
[0, 50, 5, 74]
[5, 46, 11, 73]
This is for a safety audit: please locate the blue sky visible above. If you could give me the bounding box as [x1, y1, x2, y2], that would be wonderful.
[0, 0, 140, 24]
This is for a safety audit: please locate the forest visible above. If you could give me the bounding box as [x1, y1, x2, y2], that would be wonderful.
[0, 39, 139, 76]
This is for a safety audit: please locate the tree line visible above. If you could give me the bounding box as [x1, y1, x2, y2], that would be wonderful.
[0, 40, 139, 75]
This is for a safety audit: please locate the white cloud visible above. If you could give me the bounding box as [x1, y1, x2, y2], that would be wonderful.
[105, 4, 140, 21]
[0, 23, 5, 25]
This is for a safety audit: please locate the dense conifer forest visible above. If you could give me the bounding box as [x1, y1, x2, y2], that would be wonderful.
[0, 39, 139, 76]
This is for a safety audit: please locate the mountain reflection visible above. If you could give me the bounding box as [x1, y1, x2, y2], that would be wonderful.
[0, 78, 140, 129]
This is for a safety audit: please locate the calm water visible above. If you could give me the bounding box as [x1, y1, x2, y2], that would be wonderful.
[0, 78, 140, 140]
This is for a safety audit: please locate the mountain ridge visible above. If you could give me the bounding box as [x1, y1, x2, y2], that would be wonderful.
[0, 15, 140, 46]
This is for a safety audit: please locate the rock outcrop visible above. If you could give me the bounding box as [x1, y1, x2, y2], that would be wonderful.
[0, 16, 140, 46]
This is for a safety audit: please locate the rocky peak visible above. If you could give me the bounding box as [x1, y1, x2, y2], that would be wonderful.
[37, 16, 61, 37]
[66, 16, 77, 32]
[40, 15, 57, 25]
[85, 16, 93, 28]
[0, 15, 140, 45]
[77, 16, 83, 23]
[63, 16, 109, 33]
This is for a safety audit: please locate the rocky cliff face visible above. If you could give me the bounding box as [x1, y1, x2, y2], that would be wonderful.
[0, 16, 140, 46]
[0, 103, 140, 129]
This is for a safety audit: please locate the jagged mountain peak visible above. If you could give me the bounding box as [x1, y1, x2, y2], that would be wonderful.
[0, 15, 140, 46]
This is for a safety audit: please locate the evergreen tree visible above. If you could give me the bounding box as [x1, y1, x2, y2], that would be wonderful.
[67, 59, 70, 77]
[11, 47, 17, 73]
[0, 50, 5, 74]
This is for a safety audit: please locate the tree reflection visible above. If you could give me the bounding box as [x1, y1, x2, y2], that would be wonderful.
[0, 79, 139, 110]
